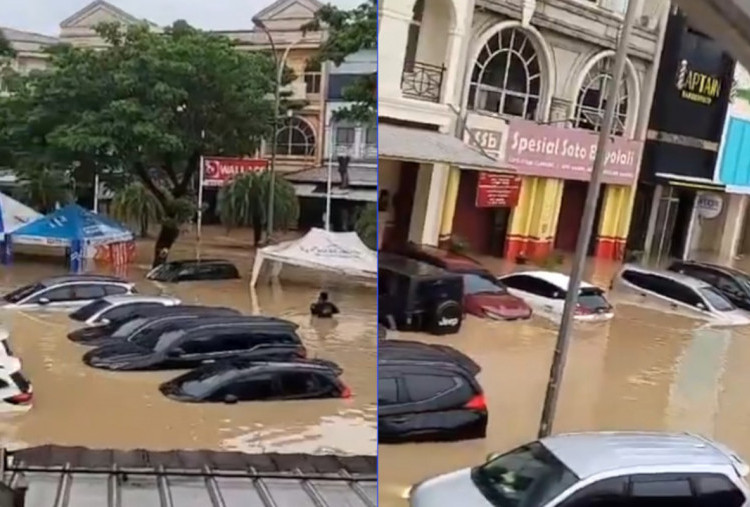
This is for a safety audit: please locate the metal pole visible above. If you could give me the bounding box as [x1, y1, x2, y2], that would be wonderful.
[93, 173, 100, 213]
[197, 155, 204, 259]
[325, 123, 335, 231]
[537, 0, 642, 439]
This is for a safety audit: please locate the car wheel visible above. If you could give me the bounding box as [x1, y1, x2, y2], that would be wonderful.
[428, 300, 462, 336]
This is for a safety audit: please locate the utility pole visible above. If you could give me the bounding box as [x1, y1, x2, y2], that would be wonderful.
[537, 0, 643, 439]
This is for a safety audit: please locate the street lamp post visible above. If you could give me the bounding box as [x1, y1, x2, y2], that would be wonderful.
[253, 18, 305, 243]
[537, 0, 643, 439]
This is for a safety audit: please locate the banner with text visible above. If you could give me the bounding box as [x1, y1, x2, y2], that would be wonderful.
[201, 157, 268, 187]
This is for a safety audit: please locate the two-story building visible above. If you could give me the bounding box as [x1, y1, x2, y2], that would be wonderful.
[286, 49, 377, 231]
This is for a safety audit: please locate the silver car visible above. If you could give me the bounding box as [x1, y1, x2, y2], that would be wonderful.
[1, 275, 136, 311]
[69, 295, 182, 326]
[408, 432, 750, 506]
[612, 264, 750, 326]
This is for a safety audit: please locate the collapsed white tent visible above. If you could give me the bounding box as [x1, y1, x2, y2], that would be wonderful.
[251, 228, 377, 287]
[0, 192, 41, 240]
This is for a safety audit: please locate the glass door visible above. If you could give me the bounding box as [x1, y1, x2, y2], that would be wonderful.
[649, 187, 680, 266]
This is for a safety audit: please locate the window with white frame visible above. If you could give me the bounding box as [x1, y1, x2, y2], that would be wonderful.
[468, 27, 542, 119]
[275, 116, 317, 156]
[582, 0, 629, 14]
[335, 126, 356, 147]
[365, 126, 376, 146]
[304, 60, 321, 94]
[573, 56, 630, 135]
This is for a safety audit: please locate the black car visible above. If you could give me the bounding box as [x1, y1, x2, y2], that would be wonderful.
[378, 253, 464, 336]
[159, 358, 350, 403]
[147, 259, 240, 283]
[668, 260, 750, 311]
[67, 305, 242, 345]
[83, 319, 306, 371]
[379, 341, 486, 444]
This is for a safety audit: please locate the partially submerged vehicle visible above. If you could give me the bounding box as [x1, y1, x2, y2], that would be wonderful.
[1, 275, 136, 311]
[147, 259, 241, 283]
[69, 294, 182, 326]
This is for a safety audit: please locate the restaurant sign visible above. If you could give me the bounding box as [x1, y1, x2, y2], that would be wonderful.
[201, 157, 268, 187]
[505, 120, 642, 185]
[475, 173, 522, 208]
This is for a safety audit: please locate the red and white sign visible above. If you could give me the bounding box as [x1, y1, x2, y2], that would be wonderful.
[201, 157, 268, 187]
[475, 172, 522, 208]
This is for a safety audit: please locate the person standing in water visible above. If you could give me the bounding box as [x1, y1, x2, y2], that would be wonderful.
[310, 291, 339, 318]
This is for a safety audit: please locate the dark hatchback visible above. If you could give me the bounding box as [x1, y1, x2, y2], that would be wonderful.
[378, 341, 487, 444]
[668, 260, 750, 311]
[147, 259, 240, 283]
[67, 305, 242, 345]
[160, 358, 350, 403]
[83, 319, 306, 371]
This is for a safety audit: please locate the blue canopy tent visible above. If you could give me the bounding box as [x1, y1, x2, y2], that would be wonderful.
[6, 204, 134, 273]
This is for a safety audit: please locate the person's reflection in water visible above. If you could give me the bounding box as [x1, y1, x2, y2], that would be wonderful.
[310, 291, 339, 318]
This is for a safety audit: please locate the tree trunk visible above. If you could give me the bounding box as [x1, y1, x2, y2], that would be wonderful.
[140, 216, 149, 238]
[252, 211, 263, 247]
[152, 222, 180, 268]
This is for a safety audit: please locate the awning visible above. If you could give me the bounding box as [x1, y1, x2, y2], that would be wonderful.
[292, 184, 377, 202]
[378, 124, 507, 172]
[655, 173, 726, 192]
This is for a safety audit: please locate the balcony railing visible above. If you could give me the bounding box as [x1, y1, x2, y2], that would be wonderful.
[401, 60, 445, 103]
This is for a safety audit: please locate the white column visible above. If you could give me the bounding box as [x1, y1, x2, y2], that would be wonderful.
[719, 194, 748, 262]
[442, 28, 464, 107]
[408, 163, 449, 245]
[377, 3, 414, 100]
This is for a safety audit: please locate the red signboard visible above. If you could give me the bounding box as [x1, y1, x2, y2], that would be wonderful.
[201, 157, 268, 187]
[475, 172, 522, 208]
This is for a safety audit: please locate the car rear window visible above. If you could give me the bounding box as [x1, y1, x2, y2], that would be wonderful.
[405, 374, 457, 402]
[471, 441, 578, 507]
[70, 299, 111, 321]
[462, 274, 507, 295]
[578, 289, 610, 311]
[700, 287, 735, 312]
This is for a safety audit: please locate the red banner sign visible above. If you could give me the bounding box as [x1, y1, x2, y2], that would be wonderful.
[201, 157, 268, 187]
[476, 172, 522, 208]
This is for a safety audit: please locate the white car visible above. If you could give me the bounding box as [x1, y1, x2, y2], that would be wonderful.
[0, 275, 136, 311]
[613, 265, 750, 326]
[0, 357, 33, 412]
[497, 270, 614, 322]
[69, 295, 182, 326]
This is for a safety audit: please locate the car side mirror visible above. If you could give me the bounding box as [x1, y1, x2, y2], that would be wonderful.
[224, 394, 238, 404]
[100, 318, 110, 325]
[486, 452, 501, 463]
[38, 298, 50, 305]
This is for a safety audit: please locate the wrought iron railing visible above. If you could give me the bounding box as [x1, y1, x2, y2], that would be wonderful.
[401, 60, 445, 103]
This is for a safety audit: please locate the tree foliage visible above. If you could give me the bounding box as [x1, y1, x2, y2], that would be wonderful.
[0, 31, 14, 58]
[13, 167, 73, 214]
[217, 172, 299, 246]
[306, 0, 376, 122]
[110, 182, 164, 238]
[0, 22, 283, 263]
[355, 203, 377, 249]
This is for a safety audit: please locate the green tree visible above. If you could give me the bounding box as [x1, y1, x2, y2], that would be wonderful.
[217, 172, 299, 246]
[13, 167, 72, 213]
[355, 203, 376, 249]
[0, 31, 14, 58]
[0, 22, 283, 266]
[110, 182, 164, 238]
[306, 0, 376, 122]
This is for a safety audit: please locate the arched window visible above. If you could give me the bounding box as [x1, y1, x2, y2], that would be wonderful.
[468, 27, 542, 119]
[275, 116, 316, 156]
[573, 56, 630, 135]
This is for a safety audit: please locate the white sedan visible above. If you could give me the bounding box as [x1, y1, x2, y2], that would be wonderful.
[497, 271, 614, 323]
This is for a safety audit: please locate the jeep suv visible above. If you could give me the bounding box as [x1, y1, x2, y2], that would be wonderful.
[378, 253, 464, 336]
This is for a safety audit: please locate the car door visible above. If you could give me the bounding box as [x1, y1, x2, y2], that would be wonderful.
[713, 274, 750, 310]
[399, 372, 464, 438]
[22, 285, 76, 310]
[691, 474, 746, 506]
[67, 284, 109, 309]
[554, 476, 629, 506]
[658, 279, 708, 318]
[627, 474, 695, 506]
[208, 374, 276, 402]
[273, 371, 334, 400]
[501, 275, 546, 312]
[377, 374, 411, 440]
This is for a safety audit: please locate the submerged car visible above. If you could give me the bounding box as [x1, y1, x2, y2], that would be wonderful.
[498, 270, 613, 322]
[614, 265, 750, 326]
[67, 305, 242, 345]
[147, 259, 240, 283]
[668, 260, 750, 311]
[160, 358, 350, 403]
[407, 432, 750, 506]
[83, 319, 306, 371]
[379, 341, 486, 444]
[461, 273, 532, 321]
[1, 275, 136, 311]
[69, 295, 182, 326]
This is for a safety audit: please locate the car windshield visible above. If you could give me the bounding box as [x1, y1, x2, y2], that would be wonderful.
[70, 299, 111, 321]
[470, 442, 578, 507]
[3, 283, 43, 303]
[463, 274, 507, 295]
[111, 317, 148, 339]
[734, 273, 750, 294]
[700, 287, 736, 312]
[577, 289, 610, 311]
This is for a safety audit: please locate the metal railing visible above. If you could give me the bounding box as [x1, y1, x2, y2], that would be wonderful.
[401, 60, 445, 103]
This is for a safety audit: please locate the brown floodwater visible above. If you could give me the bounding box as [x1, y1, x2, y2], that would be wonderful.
[378, 256, 750, 506]
[0, 228, 376, 456]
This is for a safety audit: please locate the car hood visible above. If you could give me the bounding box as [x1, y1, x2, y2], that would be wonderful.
[83, 343, 154, 370]
[470, 293, 530, 314]
[409, 468, 491, 507]
[67, 326, 113, 344]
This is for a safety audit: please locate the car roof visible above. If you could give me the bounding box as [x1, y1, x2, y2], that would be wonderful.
[41, 274, 129, 287]
[621, 264, 712, 289]
[162, 259, 235, 267]
[672, 260, 750, 279]
[174, 316, 298, 330]
[379, 253, 462, 280]
[379, 340, 481, 375]
[131, 305, 239, 317]
[503, 271, 597, 290]
[202, 358, 342, 376]
[541, 432, 745, 479]
[101, 295, 178, 305]
[407, 244, 485, 269]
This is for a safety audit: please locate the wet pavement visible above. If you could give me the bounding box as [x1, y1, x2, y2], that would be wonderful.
[0, 229, 376, 457]
[378, 256, 750, 506]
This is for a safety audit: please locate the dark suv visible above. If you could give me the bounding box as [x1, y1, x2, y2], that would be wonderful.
[668, 260, 750, 311]
[147, 259, 240, 282]
[378, 341, 487, 444]
[378, 253, 464, 335]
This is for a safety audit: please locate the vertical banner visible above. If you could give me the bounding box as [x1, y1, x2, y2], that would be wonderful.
[70, 239, 84, 274]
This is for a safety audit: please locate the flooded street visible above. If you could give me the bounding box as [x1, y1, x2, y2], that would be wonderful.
[379, 257, 750, 506]
[0, 229, 377, 457]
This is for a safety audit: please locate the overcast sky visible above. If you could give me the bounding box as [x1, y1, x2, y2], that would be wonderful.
[1, 0, 361, 36]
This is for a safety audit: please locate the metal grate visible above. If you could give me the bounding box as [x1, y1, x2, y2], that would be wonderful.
[0, 446, 376, 507]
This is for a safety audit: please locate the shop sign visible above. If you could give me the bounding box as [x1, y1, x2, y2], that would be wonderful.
[676, 59, 722, 106]
[696, 192, 723, 219]
[467, 129, 503, 159]
[201, 157, 268, 187]
[475, 172, 522, 208]
[505, 120, 642, 185]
